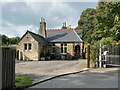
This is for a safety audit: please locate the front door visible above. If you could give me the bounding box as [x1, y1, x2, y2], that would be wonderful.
[74, 45, 80, 58]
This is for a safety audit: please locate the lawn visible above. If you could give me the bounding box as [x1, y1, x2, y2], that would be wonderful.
[15, 74, 33, 87]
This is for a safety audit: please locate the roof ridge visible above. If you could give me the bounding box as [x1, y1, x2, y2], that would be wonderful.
[46, 29, 73, 31]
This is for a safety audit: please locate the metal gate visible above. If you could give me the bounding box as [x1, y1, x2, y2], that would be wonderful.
[103, 44, 120, 67]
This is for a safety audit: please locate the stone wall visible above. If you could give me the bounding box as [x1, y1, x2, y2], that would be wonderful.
[17, 33, 39, 61]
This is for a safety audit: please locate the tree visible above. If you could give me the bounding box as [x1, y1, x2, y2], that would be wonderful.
[77, 8, 96, 44]
[77, 2, 120, 44]
[9, 37, 20, 44]
[77, 2, 120, 63]
[0, 34, 10, 45]
[0, 34, 20, 46]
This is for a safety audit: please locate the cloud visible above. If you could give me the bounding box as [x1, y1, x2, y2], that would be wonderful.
[0, 21, 38, 37]
[1, 2, 97, 37]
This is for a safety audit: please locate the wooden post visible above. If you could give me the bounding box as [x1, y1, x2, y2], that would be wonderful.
[87, 44, 90, 68]
[1, 49, 15, 89]
[0, 48, 2, 90]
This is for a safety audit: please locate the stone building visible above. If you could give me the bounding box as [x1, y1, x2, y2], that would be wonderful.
[17, 18, 84, 61]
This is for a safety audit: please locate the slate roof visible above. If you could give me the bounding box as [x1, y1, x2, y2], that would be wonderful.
[75, 29, 83, 39]
[28, 31, 48, 44]
[18, 30, 48, 44]
[46, 29, 83, 43]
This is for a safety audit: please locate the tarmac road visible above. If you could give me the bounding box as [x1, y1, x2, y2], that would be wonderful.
[28, 68, 119, 88]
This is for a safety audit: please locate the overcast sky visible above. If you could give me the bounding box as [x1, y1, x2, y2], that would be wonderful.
[0, 1, 98, 38]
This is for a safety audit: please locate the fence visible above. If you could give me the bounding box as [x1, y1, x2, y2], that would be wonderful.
[106, 44, 120, 66]
[1, 49, 15, 90]
[102, 44, 120, 67]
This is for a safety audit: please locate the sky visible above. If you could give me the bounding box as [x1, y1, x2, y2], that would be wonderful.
[0, 1, 98, 38]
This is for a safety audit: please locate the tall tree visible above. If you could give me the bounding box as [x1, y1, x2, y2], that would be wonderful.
[77, 2, 120, 44]
[78, 8, 96, 44]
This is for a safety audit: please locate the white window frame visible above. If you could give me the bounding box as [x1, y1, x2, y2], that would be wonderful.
[24, 43, 27, 51]
[28, 43, 32, 51]
[61, 43, 67, 54]
[24, 43, 32, 51]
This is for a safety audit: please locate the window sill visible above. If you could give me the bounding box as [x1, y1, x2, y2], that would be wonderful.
[61, 53, 67, 55]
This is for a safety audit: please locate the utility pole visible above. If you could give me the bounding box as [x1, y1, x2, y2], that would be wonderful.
[87, 44, 90, 68]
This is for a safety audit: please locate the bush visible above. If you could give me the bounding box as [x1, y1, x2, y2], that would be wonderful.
[90, 42, 99, 63]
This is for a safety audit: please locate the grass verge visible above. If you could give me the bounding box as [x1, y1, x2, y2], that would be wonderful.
[15, 74, 33, 87]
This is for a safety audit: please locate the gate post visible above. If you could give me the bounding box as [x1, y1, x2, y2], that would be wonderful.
[0, 48, 2, 90]
[99, 43, 102, 68]
[87, 44, 90, 68]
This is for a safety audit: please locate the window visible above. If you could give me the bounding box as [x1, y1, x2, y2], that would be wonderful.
[52, 43, 55, 46]
[24, 43, 32, 51]
[28, 43, 32, 50]
[24, 44, 27, 50]
[52, 43, 55, 53]
[61, 43, 67, 54]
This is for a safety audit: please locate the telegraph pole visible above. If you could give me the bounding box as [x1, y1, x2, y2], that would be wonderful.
[87, 44, 90, 68]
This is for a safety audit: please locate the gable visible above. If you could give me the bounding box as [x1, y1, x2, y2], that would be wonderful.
[18, 32, 37, 45]
[17, 31, 48, 45]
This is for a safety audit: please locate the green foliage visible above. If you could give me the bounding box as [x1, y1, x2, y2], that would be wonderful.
[9, 36, 20, 44]
[15, 74, 33, 87]
[0, 34, 10, 46]
[78, 8, 96, 43]
[77, 2, 120, 62]
[78, 2, 120, 44]
[0, 34, 20, 46]
[90, 41, 100, 63]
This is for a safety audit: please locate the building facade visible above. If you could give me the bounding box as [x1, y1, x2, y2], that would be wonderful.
[17, 18, 84, 61]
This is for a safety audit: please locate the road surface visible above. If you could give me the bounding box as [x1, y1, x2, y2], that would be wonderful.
[28, 68, 119, 88]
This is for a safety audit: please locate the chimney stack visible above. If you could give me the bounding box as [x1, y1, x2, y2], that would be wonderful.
[39, 17, 47, 38]
[62, 22, 67, 29]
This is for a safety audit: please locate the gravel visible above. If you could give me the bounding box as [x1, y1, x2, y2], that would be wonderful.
[15, 59, 87, 82]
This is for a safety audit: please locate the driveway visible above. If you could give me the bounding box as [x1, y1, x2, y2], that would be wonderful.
[15, 59, 87, 82]
[28, 68, 119, 88]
